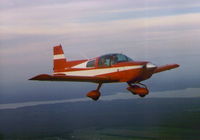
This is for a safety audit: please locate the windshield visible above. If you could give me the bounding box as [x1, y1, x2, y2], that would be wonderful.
[98, 54, 133, 67]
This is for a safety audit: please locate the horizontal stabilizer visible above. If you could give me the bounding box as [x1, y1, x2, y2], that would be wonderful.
[154, 64, 179, 74]
[29, 74, 118, 83]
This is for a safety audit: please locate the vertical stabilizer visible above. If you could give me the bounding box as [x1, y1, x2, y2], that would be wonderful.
[53, 45, 67, 72]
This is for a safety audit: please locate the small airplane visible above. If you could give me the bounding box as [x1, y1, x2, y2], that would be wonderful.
[30, 45, 179, 101]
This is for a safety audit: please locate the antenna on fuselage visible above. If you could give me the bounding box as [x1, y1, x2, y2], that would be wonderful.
[79, 52, 89, 60]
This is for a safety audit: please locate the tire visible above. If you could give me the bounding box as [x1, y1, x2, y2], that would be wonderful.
[139, 94, 146, 98]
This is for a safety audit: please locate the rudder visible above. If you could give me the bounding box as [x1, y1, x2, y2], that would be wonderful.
[53, 45, 67, 72]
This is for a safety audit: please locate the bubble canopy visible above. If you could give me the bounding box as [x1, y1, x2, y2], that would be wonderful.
[98, 53, 133, 67]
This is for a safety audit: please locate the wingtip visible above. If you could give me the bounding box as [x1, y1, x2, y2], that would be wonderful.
[174, 64, 180, 68]
[29, 77, 34, 80]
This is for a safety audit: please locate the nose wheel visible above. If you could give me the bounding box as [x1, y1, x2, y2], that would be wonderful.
[127, 82, 149, 98]
[139, 94, 146, 97]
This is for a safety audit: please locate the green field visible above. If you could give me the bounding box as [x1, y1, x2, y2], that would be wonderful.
[0, 98, 200, 140]
[68, 126, 200, 140]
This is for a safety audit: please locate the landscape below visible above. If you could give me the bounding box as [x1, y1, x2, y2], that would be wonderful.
[0, 98, 200, 140]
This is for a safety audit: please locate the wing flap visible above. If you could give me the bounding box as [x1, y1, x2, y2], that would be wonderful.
[29, 74, 117, 83]
[154, 64, 179, 74]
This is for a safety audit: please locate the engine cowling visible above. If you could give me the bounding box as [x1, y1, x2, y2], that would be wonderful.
[86, 90, 101, 101]
[127, 85, 149, 97]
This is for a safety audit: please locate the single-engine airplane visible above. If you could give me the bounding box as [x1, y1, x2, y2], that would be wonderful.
[30, 45, 179, 101]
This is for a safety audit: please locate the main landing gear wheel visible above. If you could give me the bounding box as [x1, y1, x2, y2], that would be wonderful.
[86, 90, 101, 101]
[86, 83, 102, 101]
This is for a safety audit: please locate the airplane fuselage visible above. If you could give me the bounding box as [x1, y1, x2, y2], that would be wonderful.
[54, 61, 156, 83]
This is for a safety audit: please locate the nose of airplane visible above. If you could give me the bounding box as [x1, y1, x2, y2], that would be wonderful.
[137, 62, 157, 81]
[146, 62, 157, 69]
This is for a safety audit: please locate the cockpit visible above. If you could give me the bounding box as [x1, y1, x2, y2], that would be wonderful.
[98, 53, 133, 67]
[86, 53, 133, 68]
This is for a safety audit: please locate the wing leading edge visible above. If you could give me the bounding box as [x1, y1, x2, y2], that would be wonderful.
[29, 74, 118, 83]
[154, 64, 179, 74]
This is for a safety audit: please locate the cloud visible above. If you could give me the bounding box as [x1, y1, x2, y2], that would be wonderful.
[1, 12, 200, 51]
[0, 0, 200, 85]
[1, 0, 200, 36]
[0, 12, 200, 68]
[1, 11, 200, 38]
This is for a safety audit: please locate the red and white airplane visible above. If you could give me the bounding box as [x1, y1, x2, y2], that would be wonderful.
[30, 45, 179, 101]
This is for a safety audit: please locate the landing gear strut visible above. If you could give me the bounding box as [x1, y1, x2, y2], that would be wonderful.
[86, 83, 102, 101]
[127, 82, 149, 98]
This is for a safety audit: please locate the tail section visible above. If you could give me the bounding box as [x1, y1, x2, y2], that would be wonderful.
[53, 45, 67, 72]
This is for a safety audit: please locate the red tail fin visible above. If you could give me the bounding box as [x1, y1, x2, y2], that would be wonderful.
[53, 45, 67, 72]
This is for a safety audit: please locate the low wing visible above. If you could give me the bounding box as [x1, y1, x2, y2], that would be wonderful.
[154, 64, 179, 74]
[29, 74, 118, 83]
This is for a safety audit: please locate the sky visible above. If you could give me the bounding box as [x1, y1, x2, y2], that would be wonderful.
[0, 0, 200, 103]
